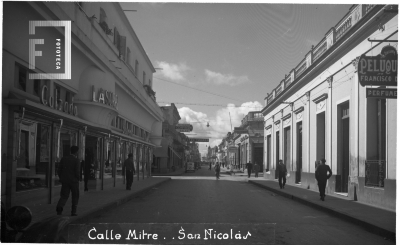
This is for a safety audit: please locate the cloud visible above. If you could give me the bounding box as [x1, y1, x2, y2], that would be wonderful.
[156, 61, 190, 81]
[205, 69, 250, 86]
[177, 101, 263, 151]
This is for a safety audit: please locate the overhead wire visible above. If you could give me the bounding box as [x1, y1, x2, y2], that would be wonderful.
[153, 76, 244, 102]
[157, 101, 263, 109]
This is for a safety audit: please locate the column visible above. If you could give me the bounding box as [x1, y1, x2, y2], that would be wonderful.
[306, 91, 311, 173]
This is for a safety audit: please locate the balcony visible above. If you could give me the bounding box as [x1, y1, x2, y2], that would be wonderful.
[262, 5, 380, 111]
[313, 39, 327, 61]
[143, 85, 156, 101]
[295, 59, 307, 79]
[336, 15, 352, 41]
[365, 160, 385, 187]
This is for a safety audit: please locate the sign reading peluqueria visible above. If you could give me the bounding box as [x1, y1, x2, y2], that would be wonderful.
[358, 45, 397, 87]
[366, 88, 397, 99]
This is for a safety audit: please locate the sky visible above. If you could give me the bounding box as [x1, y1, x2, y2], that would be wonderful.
[120, 2, 353, 156]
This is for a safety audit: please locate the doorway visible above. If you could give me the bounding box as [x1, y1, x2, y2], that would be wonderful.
[284, 127, 291, 172]
[296, 122, 303, 183]
[341, 103, 350, 193]
[266, 135, 271, 171]
[275, 131, 280, 179]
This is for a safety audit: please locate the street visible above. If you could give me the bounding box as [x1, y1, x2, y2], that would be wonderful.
[65, 165, 394, 244]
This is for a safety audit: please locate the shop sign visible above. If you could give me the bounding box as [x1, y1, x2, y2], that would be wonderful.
[175, 124, 193, 132]
[92, 85, 118, 109]
[189, 138, 209, 142]
[358, 46, 397, 87]
[40, 85, 78, 116]
[366, 88, 397, 99]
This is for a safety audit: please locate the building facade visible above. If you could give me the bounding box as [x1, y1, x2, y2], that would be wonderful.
[2, 2, 164, 209]
[262, 4, 397, 210]
[231, 112, 264, 172]
[153, 104, 186, 173]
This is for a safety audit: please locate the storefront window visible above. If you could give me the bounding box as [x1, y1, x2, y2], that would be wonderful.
[85, 135, 100, 180]
[16, 122, 50, 192]
[54, 128, 78, 186]
[104, 139, 115, 179]
[115, 141, 123, 179]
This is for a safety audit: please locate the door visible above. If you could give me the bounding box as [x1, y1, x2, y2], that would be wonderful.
[266, 135, 271, 171]
[296, 122, 302, 183]
[342, 117, 350, 192]
[284, 127, 291, 172]
[253, 146, 263, 172]
[275, 131, 280, 179]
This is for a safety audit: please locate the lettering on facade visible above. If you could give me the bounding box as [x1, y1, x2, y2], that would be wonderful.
[41, 85, 78, 116]
[358, 46, 397, 87]
[92, 85, 118, 109]
[366, 88, 397, 99]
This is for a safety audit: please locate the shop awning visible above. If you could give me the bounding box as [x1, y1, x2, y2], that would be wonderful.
[4, 98, 112, 134]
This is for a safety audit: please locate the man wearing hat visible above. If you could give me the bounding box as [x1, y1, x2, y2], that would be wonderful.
[123, 153, 136, 190]
[315, 158, 332, 201]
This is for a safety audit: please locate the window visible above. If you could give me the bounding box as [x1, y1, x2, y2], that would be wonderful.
[114, 27, 120, 49]
[149, 79, 152, 88]
[15, 63, 28, 91]
[135, 60, 139, 77]
[143, 72, 146, 84]
[100, 7, 107, 24]
[127, 47, 131, 65]
[365, 98, 386, 187]
[33, 79, 40, 96]
[16, 123, 52, 191]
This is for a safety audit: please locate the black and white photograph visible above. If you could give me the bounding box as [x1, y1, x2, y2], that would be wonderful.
[0, 1, 398, 244]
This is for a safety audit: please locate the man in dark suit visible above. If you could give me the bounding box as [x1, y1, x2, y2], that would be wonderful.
[246, 161, 253, 178]
[315, 158, 332, 201]
[123, 153, 136, 190]
[278, 159, 287, 189]
[56, 146, 81, 216]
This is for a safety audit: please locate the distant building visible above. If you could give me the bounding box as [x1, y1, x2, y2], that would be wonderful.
[153, 104, 186, 173]
[2, 2, 163, 208]
[261, 4, 397, 211]
[231, 112, 264, 171]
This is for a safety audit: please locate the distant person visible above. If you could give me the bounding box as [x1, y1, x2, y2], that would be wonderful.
[315, 158, 332, 201]
[209, 162, 212, 170]
[278, 160, 287, 189]
[254, 163, 260, 178]
[215, 162, 221, 179]
[246, 161, 253, 178]
[123, 153, 136, 190]
[56, 146, 81, 216]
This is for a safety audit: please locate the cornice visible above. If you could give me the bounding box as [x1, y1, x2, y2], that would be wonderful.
[282, 113, 291, 121]
[312, 93, 328, 104]
[294, 106, 304, 114]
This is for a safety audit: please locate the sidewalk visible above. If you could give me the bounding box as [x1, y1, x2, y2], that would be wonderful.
[25, 177, 171, 228]
[151, 167, 186, 176]
[248, 179, 396, 240]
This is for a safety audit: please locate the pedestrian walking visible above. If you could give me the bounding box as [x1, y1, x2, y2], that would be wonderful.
[254, 163, 260, 178]
[215, 162, 221, 179]
[315, 158, 332, 201]
[123, 153, 136, 190]
[209, 162, 212, 170]
[56, 146, 81, 216]
[246, 161, 253, 178]
[278, 160, 287, 189]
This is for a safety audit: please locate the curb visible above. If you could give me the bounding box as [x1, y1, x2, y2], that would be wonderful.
[248, 180, 395, 241]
